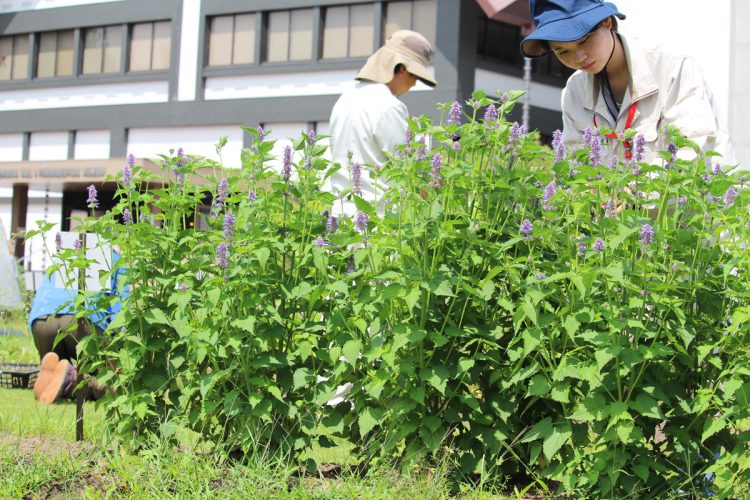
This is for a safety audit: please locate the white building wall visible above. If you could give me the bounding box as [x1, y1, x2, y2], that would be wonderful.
[23, 192, 63, 273]
[29, 132, 68, 161]
[74, 130, 111, 159]
[0, 134, 23, 162]
[0, 0, 123, 13]
[178, 0, 201, 102]
[127, 126, 245, 169]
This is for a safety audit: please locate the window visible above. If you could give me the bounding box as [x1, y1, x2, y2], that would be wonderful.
[130, 21, 171, 71]
[208, 13, 256, 66]
[384, 0, 436, 46]
[0, 34, 30, 81]
[82, 25, 122, 75]
[476, 17, 573, 82]
[37, 30, 74, 78]
[265, 9, 313, 62]
[322, 4, 374, 59]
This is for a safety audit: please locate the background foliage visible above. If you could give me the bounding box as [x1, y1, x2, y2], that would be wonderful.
[44, 91, 750, 497]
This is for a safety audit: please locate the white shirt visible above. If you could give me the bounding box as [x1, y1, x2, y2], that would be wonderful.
[328, 81, 409, 215]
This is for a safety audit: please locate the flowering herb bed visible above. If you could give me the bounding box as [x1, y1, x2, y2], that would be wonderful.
[34, 91, 750, 497]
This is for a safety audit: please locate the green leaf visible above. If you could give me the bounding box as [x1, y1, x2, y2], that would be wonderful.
[405, 288, 420, 312]
[522, 297, 538, 326]
[543, 423, 572, 460]
[527, 375, 549, 397]
[701, 415, 726, 443]
[342, 339, 362, 369]
[629, 393, 664, 419]
[520, 417, 553, 443]
[144, 308, 170, 325]
[359, 406, 385, 437]
[255, 247, 271, 269]
[457, 358, 475, 374]
[550, 383, 570, 403]
[569, 393, 607, 422]
[293, 368, 312, 390]
[420, 366, 449, 395]
[424, 278, 455, 297]
[563, 315, 580, 337]
[231, 317, 256, 334]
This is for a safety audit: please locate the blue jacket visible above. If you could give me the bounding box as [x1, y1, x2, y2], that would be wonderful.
[29, 253, 128, 332]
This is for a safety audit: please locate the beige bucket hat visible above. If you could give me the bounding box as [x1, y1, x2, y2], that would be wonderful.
[356, 30, 437, 87]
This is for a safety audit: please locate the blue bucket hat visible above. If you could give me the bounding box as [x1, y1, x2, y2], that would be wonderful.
[521, 0, 625, 58]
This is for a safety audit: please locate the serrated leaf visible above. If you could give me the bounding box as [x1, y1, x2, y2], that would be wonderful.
[293, 367, 312, 390]
[255, 247, 271, 269]
[420, 366, 449, 395]
[520, 417, 553, 443]
[144, 308, 170, 325]
[359, 406, 385, 437]
[527, 375, 550, 397]
[701, 415, 726, 443]
[550, 383, 570, 403]
[543, 424, 572, 460]
[630, 393, 663, 419]
[342, 339, 361, 369]
[569, 393, 607, 421]
[232, 317, 256, 334]
[563, 315, 580, 337]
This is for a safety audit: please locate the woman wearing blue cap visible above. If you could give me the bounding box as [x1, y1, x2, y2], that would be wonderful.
[521, 0, 736, 167]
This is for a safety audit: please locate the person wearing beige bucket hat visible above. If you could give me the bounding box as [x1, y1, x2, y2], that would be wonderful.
[327, 30, 437, 216]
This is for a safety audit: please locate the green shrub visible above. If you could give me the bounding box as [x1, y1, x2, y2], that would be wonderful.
[42, 91, 750, 497]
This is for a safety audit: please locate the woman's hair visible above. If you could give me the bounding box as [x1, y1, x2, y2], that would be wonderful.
[394, 63, 406, 75]
[540, 16, 618, 52]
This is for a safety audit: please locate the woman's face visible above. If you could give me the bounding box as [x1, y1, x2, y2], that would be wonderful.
[548, 19, 614, 74]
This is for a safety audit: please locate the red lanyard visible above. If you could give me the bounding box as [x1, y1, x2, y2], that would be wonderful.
[593, 102, 638, 159]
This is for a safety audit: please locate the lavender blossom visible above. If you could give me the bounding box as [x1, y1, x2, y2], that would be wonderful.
[55, 232, 62, 251]
[448, 101, 462, 125]
[308, 129, 316, 145]
[483, 104, 498, 122]
[314, 237, 329, 247]
[678, 195, 687, 207]
[520, 218, 533, 236]
[640, 224, 654, 245]
[508, 122, 526, 149]
[121, 161, 132, 187]
[123, 208, 132, 226]
[351, 162, 362, 196]
[593, 237, 604, 252]
[552, 129, 565, 163]
[500, 93, 509, 104]
[430, 153, 443, 187]
[666, 143, 678, 168]
[543, 180, 557, 210]
[724, 186, 738, 207]
[257, 126, 265, 142]
[415, 136, 427, 161]
[326, 215, 339, 234]
[536, 272, 547, 280]
[578, 242, 588, 256]
[589, 135, 602, 166]
[248, 190, 257, 203]
[74, 238, 82, 251]
[713, 163, 721, 175]
[223, 210, 235, 240]
[583, 127, 593, 148]
[633, 134, 646, 163]
[282, 145, 292, 181]
[216, 179, 228, 207]
[610, 155, 619, 169]
[453, 141, 461, 151]
[216, 242, 229, 268]
[354, 211, 369, 233]
[86, 185, 98, 208]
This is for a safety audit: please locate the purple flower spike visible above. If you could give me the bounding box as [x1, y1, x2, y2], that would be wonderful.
[430, 153, 443, 187]
[678, 195, 687, 207]
[121, 162, 132, 188]
[55, 232, 62, 251]
[713, 163, 721, 175]
[216, 179, 228, 206]
[415, 137, 427, 161]
[543, 180, 557, 210]
[308, 129, 316, 145]
[282, 145, 292, 181]
[633, 134, 646, 163]
[508, 122, 525, 149]
[127, 153, 136, 168]
[578, 242, 588, 256]
[536, 272, 547, 280]
[223, 210, 235, 240]
[483, 104, 498, 122]
[74, 238, 82, 251]
[123, 208, 132, 226]
[589, 135, 602, 166]
[500, 93, 509, 103]
[248, 190, 257, 203]
[552, 129, 565, 163]
[326, 215, 338, 234]
[448, 101, 462, 125]
[594, 237, 604, 252]
[314, 237, 329, 247]
[640, 224, 654, 245]
[520, 218, 533, 236]
[354, 211, 369, 233]
[724, 186, 738, 207]
[86, 185, 98, 208]
[351, 162, 362, 196]
[583, 127, 593, 148]
[216, 242, 229, 269]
